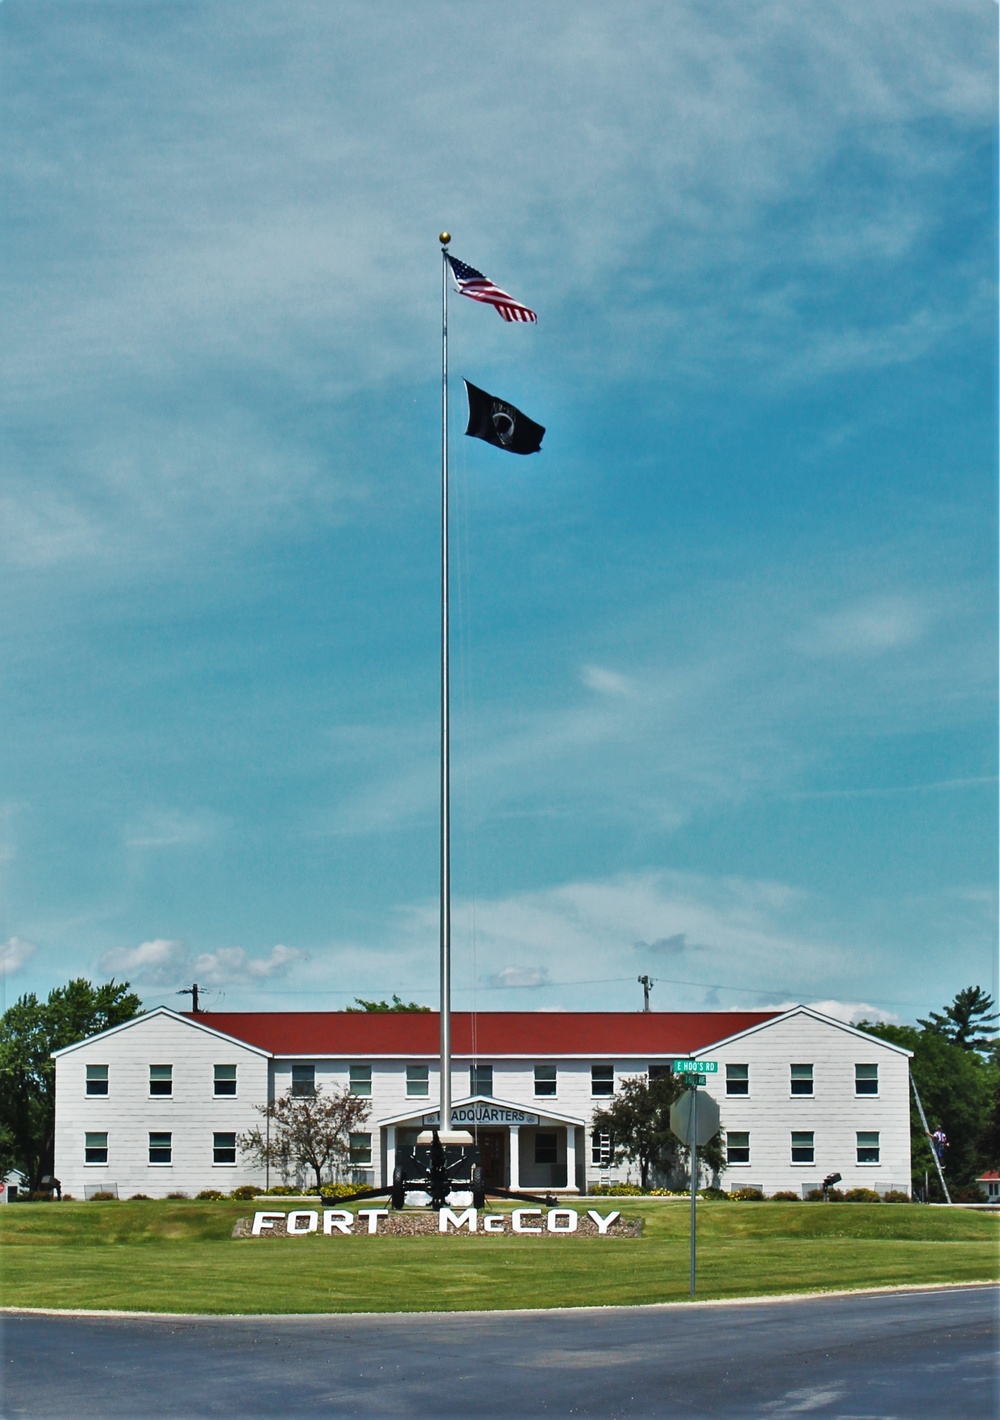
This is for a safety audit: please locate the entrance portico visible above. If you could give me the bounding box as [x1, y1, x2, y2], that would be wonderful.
[380, 1096, 585, 1193]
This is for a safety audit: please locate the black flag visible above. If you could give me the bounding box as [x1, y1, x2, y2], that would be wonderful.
[464, 380, 545, 455]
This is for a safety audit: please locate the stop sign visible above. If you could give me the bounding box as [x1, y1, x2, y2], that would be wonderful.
[670, 1089, 721, 1146]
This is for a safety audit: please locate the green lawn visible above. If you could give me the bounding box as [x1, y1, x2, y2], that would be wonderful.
[1, 1200, 996, 1315]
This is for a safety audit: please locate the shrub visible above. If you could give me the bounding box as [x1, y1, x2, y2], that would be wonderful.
[230, 1185, 259, 1201]
[701, 1187, 731, 1201]
[805, 1188, 844, 1201]
[264, 1185, 301, 1196]
[319, 1183, 360, 1199]
[89, 1191, 118, 1201]
[843, 1187, 881, 1203]
[882, 1190, 911, 1203]
[129, 1194, 152, 1201]
[769, 1191, 800, 1201]
[588, 1183, 643, 1196]
[165, 1192, 190, 1200]
[196, 1189, 226, 1201]
[949, 1185, 990, 1203]
[730, 1187, 765, 1201]
[28, 1191, 55, 1202]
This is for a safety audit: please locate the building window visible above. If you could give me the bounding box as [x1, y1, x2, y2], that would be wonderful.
[534, 1065, 557, 1096]
[214, 1065, 237, 1097]
[85, 1131, 108, 1165]
[857, 1132, 880, 1165]
[149, 1064, 173, 1097]
[591, 1065, 614, 1097]
[790, 1064, 814, 1096]
[648, 1065, 671, 1081]
[726, 1064, 749, 1096]
[470, 1064, 493, 1096]
[406, 1065, 429, 1097]
[86, 1065, 109, 1096]
[791, 1131, 814, 1164]
[291, 1064, 315, 1097]
[855, 1064, 878, 1096]
[349, 1065, 372, 1098]
[534, 1133, 558, 1165]
[149, 1132, 172, 1165]
[726, 1131, 750, 1165]
[349, 1132, 372, 1165]
[213, 1132, 237, 1165]
[591, 1130, 612, 1165]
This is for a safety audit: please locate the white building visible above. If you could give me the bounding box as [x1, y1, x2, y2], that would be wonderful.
[52, 1005, 912, 1199]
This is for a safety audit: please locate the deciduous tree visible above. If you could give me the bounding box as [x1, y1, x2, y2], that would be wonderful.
[591, 1073, 725, 1190]
[0, 978, 142, 1187]
[239, 1085, 372, 1193]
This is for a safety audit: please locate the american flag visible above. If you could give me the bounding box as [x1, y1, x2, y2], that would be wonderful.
[446, 255, 537, 323]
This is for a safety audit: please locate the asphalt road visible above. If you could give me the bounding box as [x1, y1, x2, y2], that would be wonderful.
[2, 1286, 997, 1419]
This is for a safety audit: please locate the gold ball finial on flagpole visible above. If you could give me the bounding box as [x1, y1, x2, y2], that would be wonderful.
[439, 231, 451, 245]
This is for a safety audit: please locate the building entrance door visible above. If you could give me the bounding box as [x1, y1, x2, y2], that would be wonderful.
[477, 1130, 506, 1189]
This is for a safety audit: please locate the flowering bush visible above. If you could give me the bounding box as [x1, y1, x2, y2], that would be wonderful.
[769, 1191, 800, 1201]
[730, 1187, 765, 1201]
[843, 1187, 881, 1203]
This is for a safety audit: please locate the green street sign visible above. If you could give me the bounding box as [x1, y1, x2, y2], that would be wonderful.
[673, 1059, 718, 1074]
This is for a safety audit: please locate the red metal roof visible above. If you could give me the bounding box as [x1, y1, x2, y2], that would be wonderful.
[185, 1010, 779, 1057]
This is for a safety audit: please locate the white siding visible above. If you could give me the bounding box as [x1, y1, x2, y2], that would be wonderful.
[54, 1013, 269, 1199]
[54, 1007, 911, 1198]
[700, 1014, 911, 1195]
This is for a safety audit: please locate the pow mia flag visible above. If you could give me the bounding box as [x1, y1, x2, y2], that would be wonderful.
[464, 380, 545, 456]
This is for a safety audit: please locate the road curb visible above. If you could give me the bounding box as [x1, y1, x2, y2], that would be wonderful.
[1, 1279, 996, 1322]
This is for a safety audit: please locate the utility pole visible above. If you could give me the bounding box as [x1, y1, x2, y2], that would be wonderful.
[638, 975, 654, 1012]
[177, 983, 202, 1013]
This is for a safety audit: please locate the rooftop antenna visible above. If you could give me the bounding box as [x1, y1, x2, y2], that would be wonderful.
[638, 975, 654, 1012]
[177, 983, 208, 1014]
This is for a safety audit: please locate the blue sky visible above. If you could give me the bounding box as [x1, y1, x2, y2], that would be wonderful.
[0, 1, 995, 1024]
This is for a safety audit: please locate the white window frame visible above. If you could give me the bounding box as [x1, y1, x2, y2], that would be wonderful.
[148, 1131, 173, 1166]
[349, 1064, 372, 1098]
[534, 1065, 557, 1097]
[213, 1131, 238, 1166]
[85, 1064, 109, 1097]
[726, 1131, 751, 1165]
[856, 1131, 880, 1165]
[790, 1064, 814, 1098]
[854, 1064, 879, 1097]
[291, 1064, 316, 1097]
[725, 1064, 749, 1097]
[591, 1064, 614, 1097]
[149, 1064, 173, 1098]
[470, 1063, 493, 1097]
[405, 1065, 429, 1098]
[213, 1064, 238, 1098]
[349, 1131, 373, 1165]
[84, 1131, 109, 1165]
[790, 1130, 815, 1165]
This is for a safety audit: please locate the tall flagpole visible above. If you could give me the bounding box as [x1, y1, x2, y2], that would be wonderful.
[438, 231, 452, 1137]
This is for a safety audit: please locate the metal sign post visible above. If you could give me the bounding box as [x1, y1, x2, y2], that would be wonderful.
[670, 1075, 721, 1300]
[689, 1085, 697, 1297]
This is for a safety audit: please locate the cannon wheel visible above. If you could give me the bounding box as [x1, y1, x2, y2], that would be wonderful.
[391, 1165, 407, 1211]
[471, 1165, 486, 1210]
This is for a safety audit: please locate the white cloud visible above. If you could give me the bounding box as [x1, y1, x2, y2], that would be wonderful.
[190, 943, 307, 986]
[126, 808, 229, 850]
[0, 937, 36, 973]
[486, 965, 551, 989]
[580, 665, 632, 696]
[796, 596, 929, 657]
[99, 938, 187, 987]
[0, 1, 990, 567]
[770, 998, 901, 1026]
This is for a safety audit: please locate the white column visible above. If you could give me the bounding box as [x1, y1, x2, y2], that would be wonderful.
[564, 1126, 578, 1192]
[385, 1126, 395, 1190]
[508, 1126, 520, 1190]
